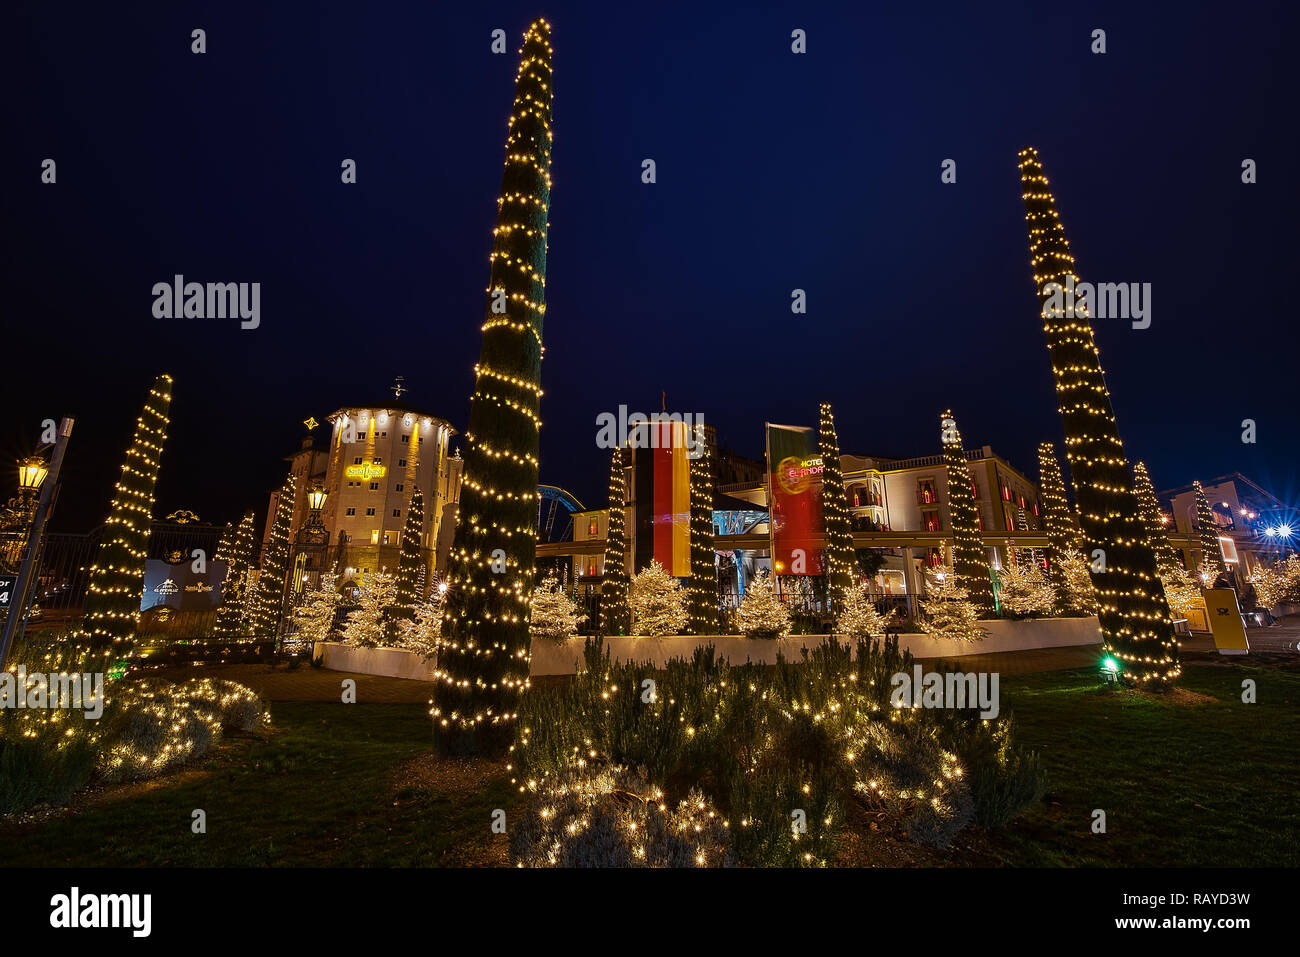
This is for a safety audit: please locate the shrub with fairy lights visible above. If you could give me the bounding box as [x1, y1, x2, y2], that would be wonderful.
[510, 636, 1043, 864]
[509, 764, 735, 867]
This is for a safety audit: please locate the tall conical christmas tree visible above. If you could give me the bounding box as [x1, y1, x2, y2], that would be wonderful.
[1019, 146, 1178, 684]
[82, 373, 173, 657]
[248, 475, 295, 640]
[1038, 442, 1081, 612]
[434, 20, 554, 754]
[1133, 462, 1179, 575]
[685, 426, 717, 635]
[394, 486, 426, 621]
[818, 402, 856, 611]
[940, 410, 994, 616]
[599, 448, 631, 635]
[214, 510, 258, 638]
[1192, 481, 1226, 581]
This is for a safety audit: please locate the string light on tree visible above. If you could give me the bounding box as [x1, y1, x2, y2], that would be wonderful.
[81, 373, 173, 659]
[599, 448, 631, 636]
[214, 510, 258, 639]
[939, 410, 994, 616]
[1019, 146, 1179, 685]
[818, 402, 856, 612]
[685, 426, 718, 635]
[630, 560, 688, 637]
[434, 20, 554, 755]
[393, 486, 426, 626]
[1192, 481, 1227, 583]
[1038, 442, 1084, 614]
[247, 475, 296, 642]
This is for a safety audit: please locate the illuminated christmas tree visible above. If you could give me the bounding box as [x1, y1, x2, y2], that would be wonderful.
[434, 20, 554, 754]
[214, 510, 257, 638]
[920, 565, 986, 642]
[995, 559, 1054, 618]
[289, 572, 341, 653]
[1192, 482, 1227, 582]
[599, 449, 631, 636]
[248, 475, 295, 640]
[1038, 442, 1082, 612]
[1132, 462, 1180, 576]
[630, 559, 688, 636]
[685, 426, 718, 635]
[818, 402, 856, 611]
[1019, 146, 1179, 684]
[529, 573, 587, 641]
[834, 583, 891, 640]
[342, 571, 398, 648]
[939, 410, 994, 615]
[737, 569, 792, 639]
[393, 486, 426, 623]
[82, 373, 173, 657]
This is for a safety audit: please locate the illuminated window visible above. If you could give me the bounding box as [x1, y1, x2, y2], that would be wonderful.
[371, 530, 380, 545]
[918, 478, 938, 505]
[921, 509, 941, 532]
[588, 518, 598, 535]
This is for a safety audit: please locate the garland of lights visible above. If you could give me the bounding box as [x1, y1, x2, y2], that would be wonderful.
[685, 428, 718, 635]
[599, 449, 631, 636]
[1192, 481, 1226, 582]
[818, 402, 856, 611]
[939, 410, 994, 616]
[81, 374, 173, 659]
[433, 19, 554, 755]
[1019, 147, 1179, 685]
[213, 510, 257, 639]
[247, 475, 295, 640]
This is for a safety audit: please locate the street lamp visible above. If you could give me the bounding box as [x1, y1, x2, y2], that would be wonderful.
[298, 483, 329, 545]
[18, 456, 48, 497]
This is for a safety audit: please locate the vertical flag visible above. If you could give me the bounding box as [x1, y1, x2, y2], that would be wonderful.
[766, 423, 825, 575]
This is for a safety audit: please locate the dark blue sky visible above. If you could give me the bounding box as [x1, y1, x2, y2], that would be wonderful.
[5, 0, 1297, 530]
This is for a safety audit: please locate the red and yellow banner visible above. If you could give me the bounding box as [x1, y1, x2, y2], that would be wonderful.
[766, 423, 825, 576]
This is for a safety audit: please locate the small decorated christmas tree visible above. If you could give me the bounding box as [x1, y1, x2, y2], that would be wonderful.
[630, 559, 688, 636]
[939, 411, 995, 616]
[529, 573, 588, 641]
[737, 569, 792, 639]
[834, 583, 891, 640]
[995, 559, 1055, 618]
[342, 571, 398, 648]
[920, 565, 986, 642]
[393, 486, 426, 620]
[1056, 549, 1099, 616]
[289, 572, 341, 653]
[395, 593, 444, 659]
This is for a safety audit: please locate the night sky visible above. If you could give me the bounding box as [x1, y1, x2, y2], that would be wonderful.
[5, 0, 1297, 532]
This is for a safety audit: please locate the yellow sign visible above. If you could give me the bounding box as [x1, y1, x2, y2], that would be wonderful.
[345, 463, 387, 479]
[1203, 588, 1249, 655]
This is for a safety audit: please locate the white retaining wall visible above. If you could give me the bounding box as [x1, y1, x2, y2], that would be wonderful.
[528, 617, 1102, 676]
[316, 641, 439, 681]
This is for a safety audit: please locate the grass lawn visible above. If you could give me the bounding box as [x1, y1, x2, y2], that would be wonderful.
[2, 658, 1295, 867]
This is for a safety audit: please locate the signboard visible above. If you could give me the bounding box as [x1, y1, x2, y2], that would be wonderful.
[141, 559, 228, 612]
[0, 574, 16, 608]
[345, 462, 387, 480]
[1203, 588, 1249, 655]
[766, 423, 825, 576]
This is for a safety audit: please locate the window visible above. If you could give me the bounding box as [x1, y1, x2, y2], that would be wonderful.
[345, 507, 356, 516]
[401, 434, 410, 444]
[371, 530, 380, 545]
[370, 482, 379, 490]
[353, 457, 362, 465]
[398, 459, 407, 467]
[357, 432, 367, 442]
[365, 507, 376, 516]
[418, 436, 424, 443]
[392, 509, 401, 518]
[917, 478, 939, 505]
[373, 457, 382, 464]
[380, 431, 387, 437]
[588, 518, 598, 535]
[395, 483, 404, 492]
[921, 508, 941, 532]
